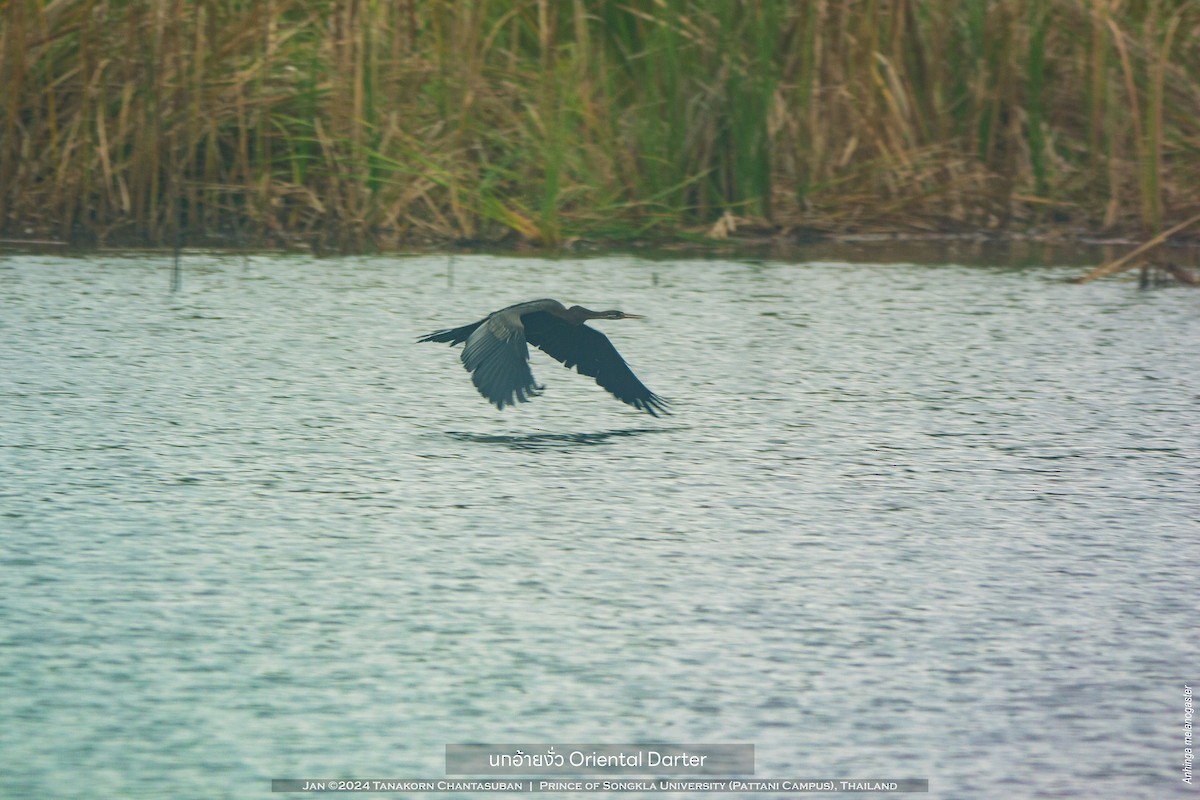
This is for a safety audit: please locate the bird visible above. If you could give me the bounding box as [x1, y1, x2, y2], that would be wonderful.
[418, 299, 669, 416]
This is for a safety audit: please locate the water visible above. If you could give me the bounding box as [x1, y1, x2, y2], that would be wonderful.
[1, 249, 1196, 799]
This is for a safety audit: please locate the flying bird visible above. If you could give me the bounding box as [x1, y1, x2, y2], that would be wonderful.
[418, 299, 669, 416]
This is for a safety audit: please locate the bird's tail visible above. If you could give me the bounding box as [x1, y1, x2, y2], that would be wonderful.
[417, 320, 484, 346]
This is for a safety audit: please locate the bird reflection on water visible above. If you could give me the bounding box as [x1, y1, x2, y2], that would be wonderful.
[444, 427, 681, 451]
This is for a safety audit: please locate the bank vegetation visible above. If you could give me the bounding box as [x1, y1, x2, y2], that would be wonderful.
[2, 0, 1198, 249]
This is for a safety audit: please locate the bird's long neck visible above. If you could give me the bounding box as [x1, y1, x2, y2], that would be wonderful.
[564, 305, 601, 324]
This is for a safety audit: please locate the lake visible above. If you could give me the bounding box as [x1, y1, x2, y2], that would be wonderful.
[0, 246, 1196, 799]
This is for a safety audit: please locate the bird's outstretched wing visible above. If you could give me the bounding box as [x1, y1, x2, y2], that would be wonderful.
[522, 311, 669, 416]
[458, 315, 542, 409]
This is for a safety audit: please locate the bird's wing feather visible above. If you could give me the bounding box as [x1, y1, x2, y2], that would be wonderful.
[522, 311, 669, 416]
[417, 319, 485, 345]
[459, 313, 541, 409]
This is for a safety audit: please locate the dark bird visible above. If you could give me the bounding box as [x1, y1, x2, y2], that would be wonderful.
[418, 299, 669, 416]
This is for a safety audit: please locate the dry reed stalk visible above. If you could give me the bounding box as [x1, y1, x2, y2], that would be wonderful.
[1074, 211, 1200, 283]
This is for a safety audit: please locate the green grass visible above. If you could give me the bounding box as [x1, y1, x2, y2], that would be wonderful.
[1, 0, 1198, 247]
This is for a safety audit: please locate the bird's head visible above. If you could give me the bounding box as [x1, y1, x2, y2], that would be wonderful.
[594, 308, 645, 321]
[566, 305, 645, 323]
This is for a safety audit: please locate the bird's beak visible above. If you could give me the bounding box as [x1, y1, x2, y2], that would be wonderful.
[621, 313, 645, 319]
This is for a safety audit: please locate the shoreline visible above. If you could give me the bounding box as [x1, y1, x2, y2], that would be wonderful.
[6, 227, 1199, 285]
[4, 225, 1200, 255]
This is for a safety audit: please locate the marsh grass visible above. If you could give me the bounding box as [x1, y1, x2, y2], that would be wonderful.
[1, 0, 1198, 248]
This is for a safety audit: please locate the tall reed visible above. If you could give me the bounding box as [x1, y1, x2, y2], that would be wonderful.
[1, 0, 1197, 247]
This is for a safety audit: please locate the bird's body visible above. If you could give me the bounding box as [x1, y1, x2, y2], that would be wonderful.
[419, 299, 668, 416]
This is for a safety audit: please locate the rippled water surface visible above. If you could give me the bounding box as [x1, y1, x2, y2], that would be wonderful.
[1, 249, 1196, 799]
